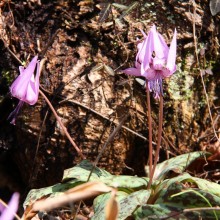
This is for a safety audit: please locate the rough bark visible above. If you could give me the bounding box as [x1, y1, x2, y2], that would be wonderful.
[0, 0, 219, 191]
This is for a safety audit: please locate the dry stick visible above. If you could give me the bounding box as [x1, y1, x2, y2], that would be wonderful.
[39, 89, 85, 159]
[147, 94, 163, 189]
[87, 115, 128, 181]
[192, 0, 220, 143]
[73, 115, 127, 220]
[184, 207, 220, 212]
[60, 98, 151, 143]
[146, 87, 153, 188]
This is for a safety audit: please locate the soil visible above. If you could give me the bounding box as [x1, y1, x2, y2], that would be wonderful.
[0, 0, 220, 214]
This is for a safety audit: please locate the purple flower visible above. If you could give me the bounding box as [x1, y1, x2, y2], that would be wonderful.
[8, 56, 40, 124]
[123, 25, 177, 98]
[0, 193, 19, 220]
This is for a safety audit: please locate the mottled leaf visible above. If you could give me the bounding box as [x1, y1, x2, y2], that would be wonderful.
[62, 160, 112, 182]
[156, 181, 220, 219]
[93, 189, 151, 220]
[33, 182, 112, 211]
[62, 160, 149, 189]
[134, 204, 186, 219]
[101, 175, 149, 190]
[135, 176, 220, 219]
[23, 179, 81, 208]
[146, 151, 209, 181]
[191, 177, 220, 198]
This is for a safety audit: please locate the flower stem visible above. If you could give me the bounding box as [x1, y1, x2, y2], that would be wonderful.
[146, 87, 153, 188]
[147, 94, 163, 189]
[39, 89, 85, 159]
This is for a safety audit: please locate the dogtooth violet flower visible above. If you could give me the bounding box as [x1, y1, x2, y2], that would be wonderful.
[0, 193, 19, 220]
[123, 25, 177, 99]
[8, 55, 40, 124]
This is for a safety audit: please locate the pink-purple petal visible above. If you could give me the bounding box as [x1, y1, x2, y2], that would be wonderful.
[0, 193, 19, 220]
[122, 25, 177, 99]
[150, 26, 166, 59]
[10, 56, 39, 104]
[158, 33, 169, 56]
[141, 30, 154, 75]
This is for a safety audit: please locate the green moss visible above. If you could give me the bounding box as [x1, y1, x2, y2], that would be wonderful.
[168, 63, 194, 101]
[1, 69, 14, 85]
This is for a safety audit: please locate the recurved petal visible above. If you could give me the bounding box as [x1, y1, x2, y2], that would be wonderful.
[158, 33, 169, 57]
[25, 76, 38, 105]
[10, 74, 29, 100]
[162, 67, 173, 78]
[143, 66, 156, 80]
[24, 55, 38, 75]
[10, 56, 38, 100]
[122, 67, 141, 76]
[25, 60, 40, 105]
[166, 29, 177, 73]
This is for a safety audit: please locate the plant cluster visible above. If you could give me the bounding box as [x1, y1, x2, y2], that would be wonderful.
[0, 1, 220, 220]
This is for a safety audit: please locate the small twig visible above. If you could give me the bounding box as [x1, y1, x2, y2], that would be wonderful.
[39, 89, 85, 159]
[87, 115, 128, 181]
[4, 44, 23, 65]
[148, 94, 163, 189]
[184, 206, 220, 212]
[60, 98, 151, 143]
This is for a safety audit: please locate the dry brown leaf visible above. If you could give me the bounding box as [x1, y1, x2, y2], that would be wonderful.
[33, 182, 112, 211]
[105, 189, 118, 220]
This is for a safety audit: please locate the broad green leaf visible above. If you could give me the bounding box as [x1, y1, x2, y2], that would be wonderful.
[146, 151, 209, 181]
[93, 191, 128, 220]
[117, 189, 151, 219]
[23, 179, 81, 208]
[156, 172, 220, 200]
[135, 177, 220, 219]
[156, 181, 220, 219]
[62, 160, 149, 190]
[189, 176, 220, 198]
[101, 175, 149, 190]
[62, 160, 112, 182]
[93, 189, 151, 220]
[134, 204, 187, 219]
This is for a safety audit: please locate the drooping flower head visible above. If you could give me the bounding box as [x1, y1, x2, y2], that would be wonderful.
[123, 25, 177, 98]
[0, 193, 19, 220]
[8, 56, 40, 124]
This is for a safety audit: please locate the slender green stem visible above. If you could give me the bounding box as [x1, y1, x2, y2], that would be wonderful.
[146, 87, 153, 188]
[39, 89, 85, 159]
[148, 94, 163, 189]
